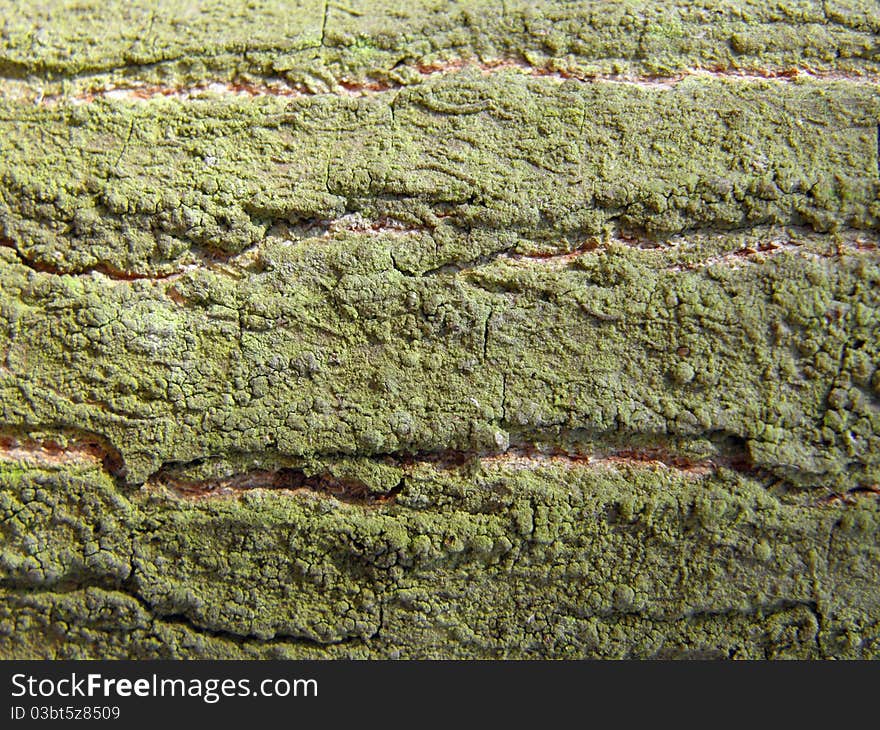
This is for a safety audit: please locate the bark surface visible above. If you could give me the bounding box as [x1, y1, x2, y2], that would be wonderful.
[1, 0, 879, 659]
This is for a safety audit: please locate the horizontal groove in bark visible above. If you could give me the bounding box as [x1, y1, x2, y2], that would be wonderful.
[9, 64, 879, 107]
[4, 427, 876, 510]
[814, 484, 880, 506]
[0, 428, 126, 478]
[0, 234, 260, 281]
[151, 446, 744, 503]
[0, 433, 104, 467]
[155, 466, 406, 505]
[0, 426, 752, 482]
[665, 232, 880, 272]
[4, 226, 877, 281]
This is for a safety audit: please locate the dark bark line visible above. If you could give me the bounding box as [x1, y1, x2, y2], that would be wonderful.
[0, 585, 835, 659]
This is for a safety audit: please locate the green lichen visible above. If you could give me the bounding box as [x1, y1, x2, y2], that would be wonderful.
[0, 0, 878, 96]
[1, 1, 879, 660]
[1, 76, 877, 275]
[1, 459, 878, 658]
[1, 225, 878, 489]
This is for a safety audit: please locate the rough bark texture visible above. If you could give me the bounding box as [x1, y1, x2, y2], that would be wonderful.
[0, 0, 879, 659]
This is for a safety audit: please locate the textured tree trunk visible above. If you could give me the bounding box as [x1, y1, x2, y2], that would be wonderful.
[1, 0, 879, 659]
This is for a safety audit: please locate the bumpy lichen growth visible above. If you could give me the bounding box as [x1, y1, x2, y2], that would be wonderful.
[0, 0, 878, 96]
[1, 1, 879, 659]
[1, 77, 877, 275]
[2, 458, 879, 658]
[2, 227, 878, 489]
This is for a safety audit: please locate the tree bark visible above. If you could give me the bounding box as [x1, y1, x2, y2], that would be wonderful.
[1, 0, 878, 659]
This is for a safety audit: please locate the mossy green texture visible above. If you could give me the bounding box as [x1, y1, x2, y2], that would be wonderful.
[0, 0, 878, 93]
[1, 77, 877, 275]
[1, 226, 878, 489]
[0, 77, 877, 490]
[1, 2, 879, 660]
[2, 459, 878, 659]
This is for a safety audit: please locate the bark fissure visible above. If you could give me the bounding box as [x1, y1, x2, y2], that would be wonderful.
[10, 64, 880, 107]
